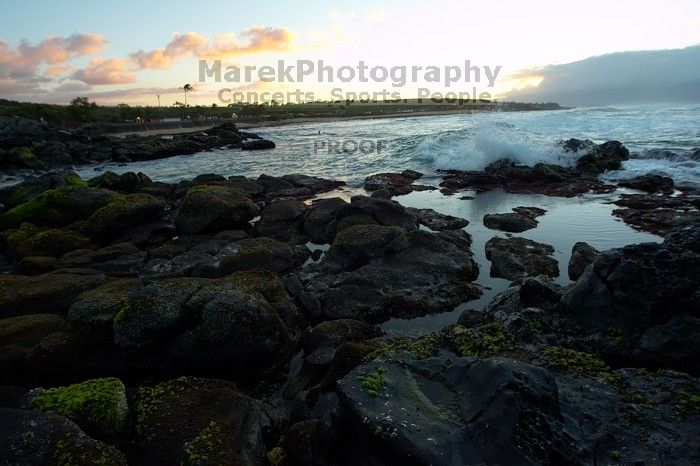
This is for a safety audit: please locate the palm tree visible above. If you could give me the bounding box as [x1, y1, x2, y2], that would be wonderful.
[183, 84, 193, 106]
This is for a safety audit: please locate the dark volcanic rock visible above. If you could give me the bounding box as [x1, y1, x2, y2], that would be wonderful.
[305, 227, 480, 322]
[331, 339, 700, 466]
[256, 199, 307, 242]
[0, 408, 126, 465]
[175, 185, 259, 234]
[561, 240, 700, 335]
[438, 139, 628, 197]
[406, 207, 469, 230]
[485, 236, 558, 280]
[303, 197, 349, 244]
[364, 170, 434, 197]
[574, 140, 630, 173]
[560, 232, 700, 367]
[349, 195, 417, 231]
[611, 191, 699, 235]
[634, 316, 700, 374]
[241, 138, 275, 150]
[619, 174, 674, 193]
[338, 356, 568, 466]
[113, 271, 304, 374]
[132, 377, 282, 466]
[483, 212, 538, 232]
[0, 270, 105, 317]
[88, 171, 152, 193]
[567, 241, 599, 280]
[0, 186, 116, 230]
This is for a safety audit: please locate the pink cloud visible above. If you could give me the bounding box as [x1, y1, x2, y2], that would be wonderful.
[72, 58, 136, 85]
[130, 27, 296, 70]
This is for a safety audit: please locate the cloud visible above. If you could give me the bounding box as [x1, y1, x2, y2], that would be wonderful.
[131, 27, 296, 70]
[363, 10, 386, 22]
[0, 33, 107, 94]
[44, 64, 75, 77]
[329, 10, 357, 20]
[504, 45, 700, 105]
[53, 81, 92, 92]
[72, 58, 136, 85]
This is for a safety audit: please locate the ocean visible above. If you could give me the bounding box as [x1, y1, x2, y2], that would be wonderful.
[77, 103, 700, 188]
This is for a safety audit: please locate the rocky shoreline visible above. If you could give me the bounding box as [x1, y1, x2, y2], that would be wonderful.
[1, 128, 699, 465]
[0, 117, 276, 178]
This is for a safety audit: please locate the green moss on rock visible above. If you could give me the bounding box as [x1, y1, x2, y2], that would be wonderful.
[0, 187, 116, 230]
[182, 420, 226, 465]
[81, 193, 165, 242]
[357, 366, 387, 397]
[30, 377, 128, 437]
[135, 377, 191, 441]
[448, 323, 514, 357]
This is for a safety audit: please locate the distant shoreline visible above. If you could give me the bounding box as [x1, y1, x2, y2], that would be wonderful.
[110, 108, 534, 138]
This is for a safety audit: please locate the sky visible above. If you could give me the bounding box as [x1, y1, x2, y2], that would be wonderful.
[1, 0, 699, 106]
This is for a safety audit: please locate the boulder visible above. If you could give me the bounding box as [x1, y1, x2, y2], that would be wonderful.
[337, 356, 571, 466]
[0, 408, 126, 465]
[241, 138, 275, 150]
[306, 228, 480, 322]
[67, 279, 139, 338]
[349, 195, 417, 231]
[88, 171, 153, 193]
[3, 224, 93, 259]
[81, 193, 165, 243]
[27, 377, 128, 438]
[0, 314, 66, 372]
[175, 185, 259, 234]
[0, 271, 105, 317]
[635, 316, 700, 374]
[483, 212, 538, 232]
[561, 241, 699, 336]
[407, 207, 469, 230]
[619, 174, 674, 193]
[133, 377, 281, 466]
[485, 236, 558, 280]
[256, 199, 307, 241]
[303, 197, 349, 244]
[113, 271, 303, 374]
[568, 241, 599, 280]
[0, 187, 116, 230]
[364, 170, 433, 197]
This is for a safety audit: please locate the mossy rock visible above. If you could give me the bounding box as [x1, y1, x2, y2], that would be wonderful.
[0, 271, 106, 317]
[66, 279, 139, 339]
[29, 377, 128, 438]
[80, 193, 165, 242]
[11, 147, 42, 168]
[4, 224, 93, 259]
[0, 407, 127, 466]
[175, 185, 259, 235]
[0, 187, 116, 230]
[133, 377, 273, 465]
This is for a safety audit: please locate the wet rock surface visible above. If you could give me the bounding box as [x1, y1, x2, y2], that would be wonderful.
[485, 236, 559, 280]
[483, 206, 546, 232]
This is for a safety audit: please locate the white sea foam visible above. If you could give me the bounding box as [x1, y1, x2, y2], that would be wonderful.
[415, 122, 575, 171]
